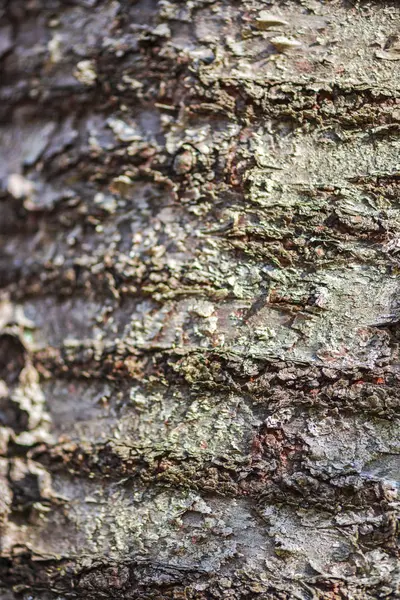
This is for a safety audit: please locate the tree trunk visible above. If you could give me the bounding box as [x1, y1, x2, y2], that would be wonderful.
[1, 1, 399, 598]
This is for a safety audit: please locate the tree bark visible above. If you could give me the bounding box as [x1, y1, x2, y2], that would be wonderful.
[1, 0, 400, 598]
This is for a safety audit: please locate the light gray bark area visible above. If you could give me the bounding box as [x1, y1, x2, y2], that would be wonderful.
[0, 1, 400, 598]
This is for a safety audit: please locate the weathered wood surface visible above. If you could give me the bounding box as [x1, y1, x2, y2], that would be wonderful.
[0, 1, 399, 598]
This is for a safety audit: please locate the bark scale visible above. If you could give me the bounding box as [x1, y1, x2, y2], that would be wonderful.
[0, 0, 399, 598]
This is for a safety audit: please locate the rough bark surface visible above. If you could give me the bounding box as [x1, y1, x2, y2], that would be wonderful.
[1, 0, 400, 598]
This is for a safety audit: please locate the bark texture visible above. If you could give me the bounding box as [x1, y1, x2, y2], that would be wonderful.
[1, 0, 400, 598]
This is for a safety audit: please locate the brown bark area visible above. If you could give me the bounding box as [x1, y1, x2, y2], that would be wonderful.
[0, 1, 400, 598]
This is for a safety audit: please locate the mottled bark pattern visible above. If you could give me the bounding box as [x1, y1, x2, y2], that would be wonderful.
[0, 0, 400, 598]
